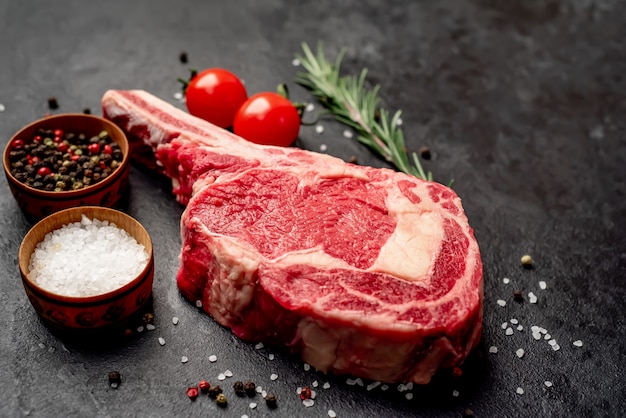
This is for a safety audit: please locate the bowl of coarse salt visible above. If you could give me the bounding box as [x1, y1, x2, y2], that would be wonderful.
[18, 206, 154, 334]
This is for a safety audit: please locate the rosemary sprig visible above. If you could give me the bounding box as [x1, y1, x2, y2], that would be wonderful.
[295, 42, 433, 182]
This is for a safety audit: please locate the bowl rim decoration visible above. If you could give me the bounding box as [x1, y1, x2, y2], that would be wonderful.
[18, 206, 154, 331]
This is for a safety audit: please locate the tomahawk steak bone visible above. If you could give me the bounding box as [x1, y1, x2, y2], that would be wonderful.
[102, 90, 483, 384]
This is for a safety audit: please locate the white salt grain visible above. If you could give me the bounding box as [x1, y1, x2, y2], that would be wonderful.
[505, 327, 514, 336]
[255, 385, 263, 394]
[146, 324, 155, 331]
[242, 415, 249, 418]
[323, 382, 331, 389]
[552, 344, 560, 351]
[181, 356, 188, 363]
[501, 322, 508, 329]
[516, 387, 524, 395]
[292, 58, 301, 67]
[172, 317, 179, 325]
[218, 373, 226, 381]
[517, 325, 524, 332]
[395, 118, 403, 126]
[328, 410, 337, 418]
[343, 129, 353, 139]
[503, 277, 510, 284]
[312, 381, 318, 388]
[310, 390, 317, 399]
[497, 299, 507, 307]
[270, 373, 278, 381]
[195, 300, 203, 308]
[158, 337, 165, 346]
[304, 363, 311, 371]
[548, 339, 557, 346]
[249, 402, 257, 409]
[510, 318, 519, 325]
[261, 390, 267, 398]
[173, 91, 184, 101]
[319, 144, 328, 152]
[0, 103, 5, 112]
[255, 342, 264, 350]
[544, 334, 552, 340]
[539, 281, 547, 290]
[209, 355, 217, 362]
[224, 370, 233, 377]
[452, 390, 460, 397]
[544, 381, 553, 387]
[305, 103, 315, 112]
[528, 292, 538, 304]
[315, 124, 325, 134]
[405, 393, 414, 400]
[516, 348, 525, 358]
[268, 354, 275, 360]
[366, 381, 381, 391]
[28, 215, 149, 297]
[532, 332, 542, 340]
[573, 340, 583, 347]
[489, 346, 498, 354]
[303, 399, 315, 407]
[136, 326, 144, 333]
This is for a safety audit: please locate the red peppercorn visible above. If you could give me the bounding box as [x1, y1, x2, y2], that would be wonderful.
[186, 386, 199, 400]
[53, 136, 62, 143]
[299, 386, 312, 400]
[198, 380, 211, 393]
[57, 142, 69, 153]
[11, 138, 24, 150]
[37, 167, 51, 177]
[33, 135, 42, 143]
[31, 156, 41, 163]
[53, 129, 64, 137]
[71, 154, 80, 161]
[88, 143, 100, 154]
[452, 367, 463, 378]
[103, 144, 113, 155]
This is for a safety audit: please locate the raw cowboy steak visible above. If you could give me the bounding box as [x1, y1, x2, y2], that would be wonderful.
[102, 90, 483, 384]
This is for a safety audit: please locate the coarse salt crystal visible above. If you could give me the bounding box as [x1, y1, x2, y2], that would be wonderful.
[158, 337, 165, 346]
[242, 415, 249, 418]
[172, 317, 179, 325]
[181, 356, 188, 363]
[261, 390, 267, 398]
[505, 327, 514, 336]
[224, 370, 233, 377]
[312, 381, 318, 388]
[255, 342, 264, 350]
[539, 281, 547, 290]
[367, 381, 381, 391]
[255, 386, 263, 393]
[315, 125, 325, 134]
[323, 382, 331, 389]
[516, 348, 525, 358]
[573, 340, 583, 347]
[270, 373, 278, 381]
[0, 103, 5, 112]
[489, 346, 498, 354]
[328, 410, 337, 418]
[532, 332, 542, 340]
[516, 387, 524, 395]
[268, 354, 275, 360]
[452, 390, 460, 397]
[406, 382, 413, 390]
[501, 322, 508, 329]
[503, 277, 511, 284]
[303, 399, 315, 407]
[209, 355, 217, 362]
[305, 103, 315, 112]
[517, 325, 524, 332]
[497, 299, 507, 307]
[28, 216, 149, 297]
[405, 393, 414, 400]
[347, 378, 357, 386]
[552, 344, 560, 351]
[173, 91, 184, 101]
[539, 327, 548, 334]
[249, 402, 257, 409]
[320, 144, 328, 152]
[218, 373, 226, 381]
[544, 334, 552, 340]
[343, 129, 353, 139]
[304, 363, 311, 371]
[510, 318, 519, 325]
[146, 324, 155, 331]
[292, 58, 301, 67]
[195, 300, 202, 308]
[528, 292, 538, 304]
[137, 326, 144, 333]
[310, 390, 317, 399]
[544, 381, 553, 387]
[531, 326, 540, 333]
[548, 339, 557, 346]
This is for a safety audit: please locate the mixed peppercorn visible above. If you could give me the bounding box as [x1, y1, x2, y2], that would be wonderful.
[8, 128, 123, 192]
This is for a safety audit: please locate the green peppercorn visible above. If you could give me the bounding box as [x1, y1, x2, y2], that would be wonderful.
[55, 181, 66, 189]
[215, 393, 227, 407]
[207, 385, 222, 399]
[98, 130, 109, 139]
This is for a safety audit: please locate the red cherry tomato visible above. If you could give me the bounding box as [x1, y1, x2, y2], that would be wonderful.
[185, 68, 248, 128]
[233, 92, 300, 147]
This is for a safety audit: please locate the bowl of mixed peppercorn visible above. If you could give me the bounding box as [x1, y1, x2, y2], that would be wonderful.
[3, 113, 130, 221]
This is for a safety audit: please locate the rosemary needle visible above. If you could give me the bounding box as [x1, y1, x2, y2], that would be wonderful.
[295, 42, 434, 182]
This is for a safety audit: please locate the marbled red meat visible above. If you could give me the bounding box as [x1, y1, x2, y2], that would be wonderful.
[102, 89, 483, 384]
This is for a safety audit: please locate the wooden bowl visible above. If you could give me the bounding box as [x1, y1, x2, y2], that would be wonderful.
[18, 206, 154, 334]
[3, 113, 130, 222]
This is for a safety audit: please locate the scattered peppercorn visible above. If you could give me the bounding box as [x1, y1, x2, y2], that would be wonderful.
[207, 385, 223, 399]
[186, 386, 199, 401]
[199, 380, 211, 393]
[451, 366, 463, 378]
[243, 381, 256, 397]
[265, 392, 278, 408]
[521, 254, 533, 268]
[47, 97, 59, 110]
[179, 51, 188, 64]
[142, 312, 154, 325]
[83, 108, 91, 114]
[513, 290, 524, 302]
[463, 408, 475, 417]
[299, 386, 312, 400]
[419, 146, 432, 160]
[108, 371, 121, 388]
[215, 393, 228, 407]
[233, 381, 245, 396]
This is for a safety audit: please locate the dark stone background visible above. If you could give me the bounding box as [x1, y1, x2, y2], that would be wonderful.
[1, 1, 624, 416]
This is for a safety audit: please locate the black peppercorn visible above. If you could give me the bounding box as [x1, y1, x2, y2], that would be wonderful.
[243, 381, 256, 397]
[419, 146, 432, 160]
[265, 392, 277, 408]
[47, 97, 59, 110]
[108, 371, 121, 388]
[513, 290, 524, 302]
[207, 385, 222, 399]
[233, 381, 245, 396]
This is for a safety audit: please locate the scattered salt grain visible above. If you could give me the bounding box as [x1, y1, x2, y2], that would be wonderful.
[136, 326, 144, 333]
[270, 373, 278, 381]
[304, 363, 311, 371]
[552, 344, 561, 351]
[343, 129, 353, 139]
[531, 325, 540, 333]
[181, 356, 188, 363]
[158, 337, 165, 346]
[319, 144, 328, 152]
[381, 384, 389, 391]
[516, 348, 525, 358]
[548, 339, 557, 346]
[528, 292, 538, 304]
[255, 342, 264, 350]
[172, 317, 179, 325]
[315, 124, 325, 134]
[303, 399, 315, 407]
[517, 325, 524, 332]
[28, 216, 149, 297]
[544, 334, 552, 340]
[573, 340, 583, 347]
[261, 390, 267, 398]
[501, 322, 508, 329]
[406, 393, 414, 400]
[539, 281, 547, 290]
[532, 332, 542, 341]
[242, 415, 249, 418]
[323, 382, 331, 389]
[328, 410, 337, 418]
[539, 327, 548, 334]
[146, 324, 155, 331]
[224, 370, 233, 377]
[510, 318, 519, 325]
[544, 381, 553, 387]
[255, 385, 263, 394]
[516, 387, 524, 395]
[218, 373, 226, 381]
[354, 378, 364, 387]
[292, 58, 301, 67]
[503, 277, 511, 284]
[305, 103, 315, 112]
[452, 390, 460, 397]
[0, 103, 5, 112]
[406, 382, 414, 390]
[346, 378, 358, 386]
[367, 381, 381, 391]
[209, 355, 217, 362]
[312, 381, 318, 388]
[497, 299, 507, 307]
[249, 402, 257, 409]
[268, 354, 275, 360]
[489, 346, 498, 354]
[505, 327, 514, 336]
[310, 390, 317, 399]
[195, 300, 202, 308]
